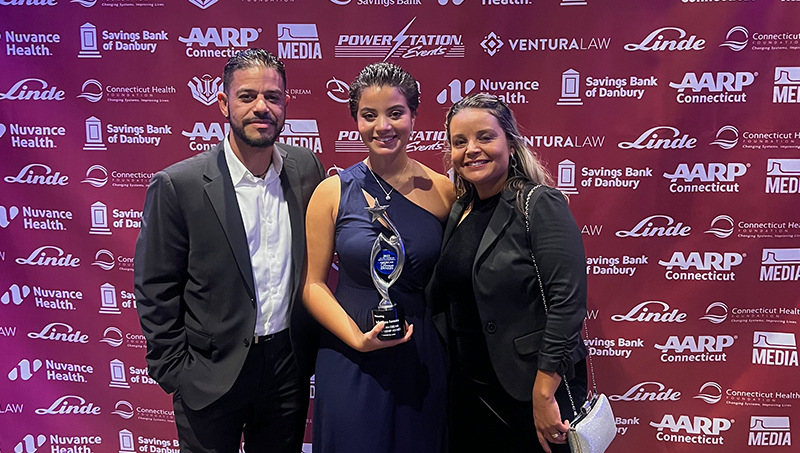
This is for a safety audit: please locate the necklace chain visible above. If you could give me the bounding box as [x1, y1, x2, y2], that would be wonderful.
[367, 159, 410, 201]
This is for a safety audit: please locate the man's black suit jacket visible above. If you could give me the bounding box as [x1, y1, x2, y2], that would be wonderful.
[428, 186, 588, 402]
[134, 142, 324, 411]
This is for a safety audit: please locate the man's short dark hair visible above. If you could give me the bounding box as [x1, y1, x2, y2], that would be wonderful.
[222, 48, 287, 94]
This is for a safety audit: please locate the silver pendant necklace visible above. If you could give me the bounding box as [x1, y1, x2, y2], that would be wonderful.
[367, 160, 409, 201]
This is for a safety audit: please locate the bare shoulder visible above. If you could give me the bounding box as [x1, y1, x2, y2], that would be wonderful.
[309, 175, 342, 221]
[415, 161, 456, 205]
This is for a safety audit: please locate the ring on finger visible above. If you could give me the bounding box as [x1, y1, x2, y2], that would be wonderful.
[551, 432, 560, 439]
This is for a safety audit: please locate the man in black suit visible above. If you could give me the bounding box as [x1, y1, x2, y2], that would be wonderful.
[134, 49, 324, 453]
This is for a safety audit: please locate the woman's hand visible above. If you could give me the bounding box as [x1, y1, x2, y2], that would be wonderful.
[356, 321, 413, 352]
[533, 370, 569, 453]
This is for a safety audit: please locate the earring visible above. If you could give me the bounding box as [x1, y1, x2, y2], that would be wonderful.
[510, 153, 519, 170]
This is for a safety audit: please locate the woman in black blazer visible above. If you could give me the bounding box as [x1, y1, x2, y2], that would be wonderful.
[428, 93, 588, 453]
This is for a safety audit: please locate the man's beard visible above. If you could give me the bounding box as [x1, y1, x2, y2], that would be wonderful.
[230, 116, 283, 148]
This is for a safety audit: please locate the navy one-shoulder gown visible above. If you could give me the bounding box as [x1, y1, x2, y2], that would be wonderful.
[312, 162, 447, 453]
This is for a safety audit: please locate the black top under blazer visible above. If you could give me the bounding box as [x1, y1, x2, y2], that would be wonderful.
[134, 143, 324, 411]
[428, 185, 588, 402]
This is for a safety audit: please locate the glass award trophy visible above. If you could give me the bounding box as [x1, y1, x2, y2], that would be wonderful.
[367, 203, 406, 341]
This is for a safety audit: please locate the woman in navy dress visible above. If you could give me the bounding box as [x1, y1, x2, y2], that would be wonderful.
[301, 63, 454, 453]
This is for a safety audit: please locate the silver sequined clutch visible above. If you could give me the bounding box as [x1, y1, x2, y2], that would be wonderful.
[567, 393, 616, 453]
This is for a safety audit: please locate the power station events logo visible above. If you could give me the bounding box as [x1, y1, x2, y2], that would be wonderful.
[669, 71, 757, 103]
[277, 24, 322, 60]
[334, 130, 446, 153]
[335, 17, 465, 60]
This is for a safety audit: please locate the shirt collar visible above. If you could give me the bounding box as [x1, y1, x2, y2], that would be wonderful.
[224, 136, 284, 185]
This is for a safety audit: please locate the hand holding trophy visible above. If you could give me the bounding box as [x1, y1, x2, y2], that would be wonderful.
[366, 202, 407, 341]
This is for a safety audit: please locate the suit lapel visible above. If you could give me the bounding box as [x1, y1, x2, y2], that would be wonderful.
[277, 145, 304, 298]
[204, 146, 256, 299]
[441, 197, 468, 252]
[474, 191, 516, 268]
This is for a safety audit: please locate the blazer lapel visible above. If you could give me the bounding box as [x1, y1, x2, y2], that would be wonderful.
[204, 146, 256, 299]
[277, 145, 304, 299]
[441, 197, 468, 252]
[474, 191, 516, 268]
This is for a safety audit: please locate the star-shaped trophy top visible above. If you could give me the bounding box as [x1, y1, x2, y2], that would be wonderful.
[366, 204, 389, 222]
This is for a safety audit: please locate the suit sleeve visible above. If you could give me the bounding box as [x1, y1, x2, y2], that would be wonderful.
[528, 188, 587, 377]
[134, 171, 189, 394]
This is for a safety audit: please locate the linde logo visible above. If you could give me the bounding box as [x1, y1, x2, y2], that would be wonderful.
[659, 251, 743, 281]
[277, 120, 322, 153]
[624, 27, 705, 51]
[28, 322, 89, 343]
[4, 163, 69, 186]
[178, 27, 261, 58]
[766, 158, 800, 194]
[694, 382, 723, 404]
[753, 331, 798, 367]
[483, 30, 611, 56]
[3, 122, 65, 148]
[189, 75, 222, 106]
[720, 26, 748, 51]
[326, 77, 349, 103]
[618, 126, 697, 149]
[609, 381, 681, 402]
[704, 215, 734, 238]
[0, 78, 65, 101]
[4, 30, 60, 56]
[699, 302, 728, 324]
[182, 122, 228, 152]
[760, 248, 800, 282]
[611, 301, 687, 323]
[773, 67, 800, 103]
[35, 395, 100, 415]
[669, 71, 757, 104]
[663, 162, 748, 194]
[277, 24, 322, 60]
[655, 335, 736, 363]
[2, 283, 30, 305]
[16, 246, 80, 267]
[749, 416, 792, 446]
[616, 215, 691, 238]
[650, 414, 732, 445]
[335, 17, 465, 60]
[710, 125, 738, 149]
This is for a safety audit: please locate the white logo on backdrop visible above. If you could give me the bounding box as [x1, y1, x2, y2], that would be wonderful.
[710, 125, 739, 149]
[699, 302, 729, 324]
[77, 79, 103, 102]
[694, 382, 723, 404]
[8, 358, 42, 381]
[92, 249, 115, 270]
[480, 31, 503, 56]
[437, 79, 475, 104]
[704, 215, 734, 238]
[326, 77, 349, 103]
[556, 159, 579, 194]
[720, 26, 748, 52]
[187, 0, 218, 8]
[112, 400, 134, 419]
[557, 69, 582, 105]
[2, 283, 30, 305]
[82, 165, 108, 187]
[78, 22, 101, 58]
[14, 434, 46, 453]
[189, 75, 222, 106]
[0, 205, 20, 228]
[101, 327, 124, 347]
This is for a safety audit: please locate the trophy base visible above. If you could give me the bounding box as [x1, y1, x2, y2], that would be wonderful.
[372, 305, 406, 341]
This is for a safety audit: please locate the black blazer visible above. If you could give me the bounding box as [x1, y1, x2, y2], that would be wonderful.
[428, 185, 588, 402]
[134, 142, 324, 410]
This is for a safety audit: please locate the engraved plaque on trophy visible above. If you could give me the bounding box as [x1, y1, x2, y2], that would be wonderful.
[367, 203, 406, 341]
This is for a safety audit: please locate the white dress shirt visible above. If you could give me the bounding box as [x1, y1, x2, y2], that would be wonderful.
[224, 138, 292, 336]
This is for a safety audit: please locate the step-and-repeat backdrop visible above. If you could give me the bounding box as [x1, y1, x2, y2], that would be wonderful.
[1, 0, 799, 452]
